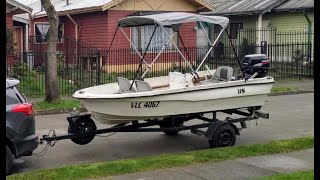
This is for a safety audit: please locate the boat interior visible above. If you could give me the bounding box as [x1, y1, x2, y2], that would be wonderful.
[116, 65, 248, 94]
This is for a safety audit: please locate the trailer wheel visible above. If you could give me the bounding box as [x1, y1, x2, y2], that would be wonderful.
[68, 117, 97, 145]
[208, 124, 236, 148]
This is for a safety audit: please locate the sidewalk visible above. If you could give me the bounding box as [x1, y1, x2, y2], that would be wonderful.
[102, 148, 314, 180]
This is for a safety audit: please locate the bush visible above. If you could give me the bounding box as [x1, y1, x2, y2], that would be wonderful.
[57, 51, 69, 76]
[12, 62, 37, 77]
[292, 49, 305, 63]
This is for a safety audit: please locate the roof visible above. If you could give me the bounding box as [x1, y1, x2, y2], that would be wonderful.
[30, 0, 113, 17]
[27, 0, 215, 18]
[118, 12, 229, 29]
[203, 0, 313, 16]
[6, 0, 33, 14]
[13, 14, 30, 24]
[273, 0, 314, 12]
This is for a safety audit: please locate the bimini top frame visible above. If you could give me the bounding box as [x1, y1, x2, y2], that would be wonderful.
[105, 12, 230, 87]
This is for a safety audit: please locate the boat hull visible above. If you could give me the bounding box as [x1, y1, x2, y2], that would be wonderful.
[77, 79, 274, 124]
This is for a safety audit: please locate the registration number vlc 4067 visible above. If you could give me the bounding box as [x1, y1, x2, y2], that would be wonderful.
[131, 101, 160, 108]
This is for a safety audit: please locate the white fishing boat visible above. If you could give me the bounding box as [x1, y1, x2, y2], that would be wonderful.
[73, 12, 274, 125]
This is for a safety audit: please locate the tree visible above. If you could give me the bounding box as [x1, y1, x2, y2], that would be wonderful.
[41, 0, 60, 102]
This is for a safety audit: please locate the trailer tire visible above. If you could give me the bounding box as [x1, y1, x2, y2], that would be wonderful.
[208, 124, 236, 148]
[68, 117, 97, 145]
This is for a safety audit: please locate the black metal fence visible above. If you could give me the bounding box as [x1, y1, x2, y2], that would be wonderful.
[6, 29, 313, 97]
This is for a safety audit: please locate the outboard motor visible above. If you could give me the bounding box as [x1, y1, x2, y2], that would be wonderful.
[241, 54, 270, 78]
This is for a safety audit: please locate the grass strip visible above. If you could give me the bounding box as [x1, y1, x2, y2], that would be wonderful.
[271, 86, 298, 92]
[7, 137, 313, 180]
[252, 170, 314, 180]
[34, 99, 82, 111]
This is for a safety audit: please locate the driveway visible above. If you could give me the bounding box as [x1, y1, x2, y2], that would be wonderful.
[11, 93, 314, 174]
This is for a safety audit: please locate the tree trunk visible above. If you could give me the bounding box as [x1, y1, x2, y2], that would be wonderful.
[41, 0, 60, 102]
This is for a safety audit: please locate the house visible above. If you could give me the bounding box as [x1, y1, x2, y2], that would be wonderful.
[23, 0, 215, 71]
[203, 0, 314, 45]
[6, 0, 33, 54]
[202, 0, 314, 62]
[27, 0, 214, 48]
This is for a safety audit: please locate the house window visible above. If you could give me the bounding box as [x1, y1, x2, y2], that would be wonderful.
[35, 23, 64, 43]
[229, 23, 243, 39]
[131, 25, 177, 51]
[35, 23, 49, 43]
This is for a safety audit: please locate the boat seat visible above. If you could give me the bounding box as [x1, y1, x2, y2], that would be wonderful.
[200, 66, 233, 85]
[212, 66, 233, 82]
[117, 77, 136, 93]
[135, 80, 152, 92]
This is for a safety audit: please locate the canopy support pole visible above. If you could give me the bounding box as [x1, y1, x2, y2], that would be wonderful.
[177, 30, 196, 74]
[119, 27, 149, 66]
[225, 29, 242, 69]
[199, 22, 212, 46]
[129, 25, 158, 90]
[140, 32, 176, 78]
[187, 28, 225, 86]
[159, 25, 197, 77]
[100, 25, 119, 73]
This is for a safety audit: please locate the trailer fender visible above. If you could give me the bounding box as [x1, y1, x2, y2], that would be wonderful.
[205, 121, 240, 140]
[67, 114, 93, 133]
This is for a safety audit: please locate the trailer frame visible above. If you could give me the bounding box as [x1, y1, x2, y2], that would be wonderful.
[39, 106, 269, 148]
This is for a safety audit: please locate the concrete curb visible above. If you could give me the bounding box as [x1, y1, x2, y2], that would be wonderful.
[34, 90, 313, 116]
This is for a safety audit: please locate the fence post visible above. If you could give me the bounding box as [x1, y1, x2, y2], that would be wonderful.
[96, 49, 101, 85]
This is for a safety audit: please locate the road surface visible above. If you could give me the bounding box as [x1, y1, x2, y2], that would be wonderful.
[11, 93, 314, 174]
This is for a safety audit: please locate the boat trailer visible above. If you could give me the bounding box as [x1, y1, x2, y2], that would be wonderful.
[39, 106, 269, 148]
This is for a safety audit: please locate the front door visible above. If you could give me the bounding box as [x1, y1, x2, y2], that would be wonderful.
[13, 26, 23, 54]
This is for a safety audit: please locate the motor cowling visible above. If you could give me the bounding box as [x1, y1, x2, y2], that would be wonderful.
[241, 54, 270, 78]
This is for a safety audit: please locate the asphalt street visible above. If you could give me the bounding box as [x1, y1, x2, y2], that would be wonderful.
[11, 93, 314, 174]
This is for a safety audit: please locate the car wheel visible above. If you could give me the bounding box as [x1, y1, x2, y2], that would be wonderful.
[6, 145, 13, 175]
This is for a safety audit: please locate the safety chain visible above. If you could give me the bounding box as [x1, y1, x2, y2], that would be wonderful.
[32, 129, 58, 157]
